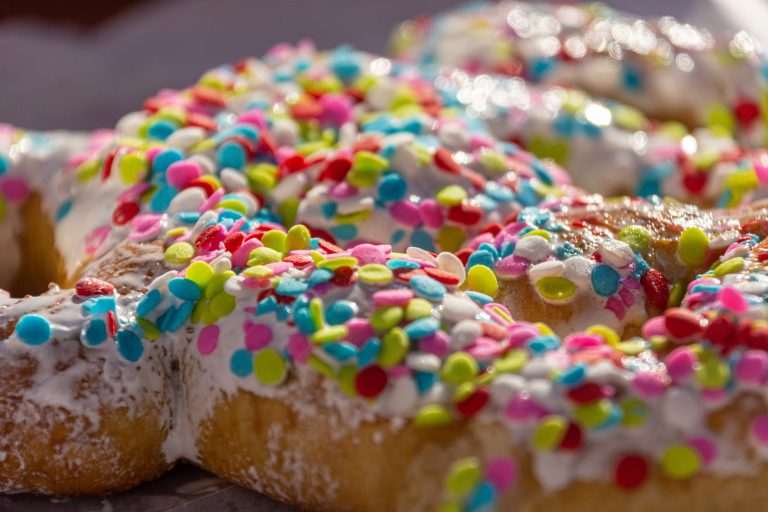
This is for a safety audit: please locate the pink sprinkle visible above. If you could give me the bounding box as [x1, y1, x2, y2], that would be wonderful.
[632, 372, 666, 398]
[484, 303, 514, 326]
[319, 94, 353, 126]
[604, 296, 626, 320]
[418, 199, 444, 228]
[244, 321, 273, 351]
[507, 323, 540, 348]
[701, 388, 727, 404]
[718, 286, 748, 314]
[144, 146, 163, 165]
[350, 243, 387, 265]
[345, 318, 374, 347]
[641, 316, 667, 338]
[754, 155, 768, 184]
[485, 458, 517, 492]
[287, 332, 311, 364]
[752, 415, 768, 445]
[329, 181, 358, 199]
[117, 183, 150, 203]
[0, 176, 29, 204]
[232, 239, 263, 268]
[388, 365, 412, 378]
[85, 225, 110, 254]
[467, 336, 503, 360]
[236, 109, 268, 130]
[389, 200, 421, 227]
[372, 288, 413, 307]
[687, 437, 717, 465]
[199, 187, 225, 213]
[495, 255, 529, 278]
[197, 325, 219, 355]
[505, 394, 545, 422]
[619, 287, 635, 307]
[563, 333, 604, 351]
[665, 347, 697, 382]
[419, 331, 451, 357]
[265, 261, 292, 275]
[735, 351, 768, 385]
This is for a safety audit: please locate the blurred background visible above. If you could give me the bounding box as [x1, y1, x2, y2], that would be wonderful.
[2, 0, 763, 130]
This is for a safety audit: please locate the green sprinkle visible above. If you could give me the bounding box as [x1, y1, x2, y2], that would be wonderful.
[441, 352, 478, 385]
[317, 257, 358, 270]
[467, 265, 498, 297]
[186, 261, 214, 288]
[248, 247, 283, 266]
[494, 349, 528, 373]
[661, 444, 701, 479]
[308, 354, 335, 379]
[445, 458, 481, 498]
[437, 226, 466, 253]
[532, 415, 567, 451]
[405, 298, 432, 320]
[618, 225, 652, 253]
[379, 327, 409, 367]
[535, 276, 576, 301]
[714, 257, 745, 276]
[261, 230, 287, 253]
[136, 318, 160, 341]
[209, 291, 236, 318]
[620, 398, 648, 427]
[414, 404, 453, 427]
[337, 365, 358, 396]
[435, 184, 468, 206]
[357, 264, 393, 284]
[165, 242, 195, 264]
[309, 298, 325, 330]
[371, 306, 404, 331]
[205, 271, 235, 299]
[253, 348, 287, 385]
[278, 198, 300, 226]
[573, 400, 611, 428]
[677, 227, 709, 267]
[286, 225, 312, 252]
[118, 153, 148, 184]
[310, 325, 348, 344]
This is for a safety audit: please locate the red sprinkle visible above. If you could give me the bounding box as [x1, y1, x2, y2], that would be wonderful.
[191, 86, 227, 107]
[456, 388, 490, 417]
[433, 147, 461, 174]
[641, 269, 669, 311]
[323, 155, 353, 181]
[185, 178, 216, 197]
[703, 314, 735, 348]
[102, 147, 119, 181]
[195, 225, 225, 253]
[566, 382, 603, 404]
[106, 311, 118, 337]
[75, 278, 116, 297]
[424, 267, 461, 285]
[331, 266, 355, 287]
[352, 136, 381, 154]
[318, 239, 344, 254]
[283, 254, 313, 267]
[454, 249, 473, 266]
[664, 308, 703, 339]
[615, 455, 649, 490]
[481, 322, 507, 341]
[223, 232, 245, 253]
[355, 365, 388, 398]
[112, 202, 140, 226]
[559, 423, 583, 451]
[447, 204, 484, 226]
[734, 99, 760, 127]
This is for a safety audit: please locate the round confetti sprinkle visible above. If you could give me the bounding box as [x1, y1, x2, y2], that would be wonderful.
[442, 352, 478, 385]
[197, 325, 220, 355]
[116, 329, 144, 362]
[15, 315, 51, 345]
[467, 265, 498, 297]
[677, 227, 709, 267]
[445, 458, 481, 498]
[165, 242, 195, 265]
[591, 264, 620, 297]
[535, 276, 576, 301]
[355, 365, 388, 398]
[615, 454, 649, 489]
[253, 348, 287, 385]
[358, 264, 394, 284]
[618, 225, 652, 253]
[410, 274, 447, 301]
[661, 444, 701, 479]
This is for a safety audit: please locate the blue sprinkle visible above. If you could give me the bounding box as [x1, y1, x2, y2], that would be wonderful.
[276, 278, 308, 296]
[324, 342, 358, 362]
[414, 371, 437, 394]
[404, 317, 440, 339]
[527, 335, 560, 354]
[320, 202, 337, 219]
[467, 250, 495, 270]
[475, 194, 498, 212]
[622, 64, 643, 92]
[386, 259, 419, 270]
[256, 295, 278, 315]
[331, 224, 358, 241]
[136, 292, 159, 319]
[517, 181, 539, 207]
[217, 140, 247, 170]
[177, 212, 201, 224]
[295, 308, 316, 334]
[410, 229, 436, 252]
[484, 181, 515, 202]
[55, 200, 73, 221]
[330, 45, 361, 81]
[595, 403, 624, 431]
[553, 113, 577, 138]
[276, 305, 291, 322]
[307, 268, 334, 287]
[357, 338, 381, 367]
[83, 318, 108, 346]
[591, 264, 620, 297]
[150, 185, 177, 212]
[147, 119, 178, 141]
[579, 119, 602, 139]
[390, 229, 406, 246]
[168, 301, 194, 332]
[82, 297, 116, 315]
[0, 155, 8, 176]
[531, 160, 555, 186]
[466, 481, 496, 512]
[558, 364, 587, 387]
[377, 173, 407, 202]
[168, 278, 202, 301]
[325, 300, 357, 325]
[466, 291, 493, 305]
[116, 329, 144, 362]
[556, 243, 580, 260]
[15, 314, 51, 345]
[157, 305, 176, 333]
[230, 348, 254, 377]
[152, 148, 184, 174]
[410, 275, 446, 301]
[530, 57, 555, 80]
[477, 243, 499, 259]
